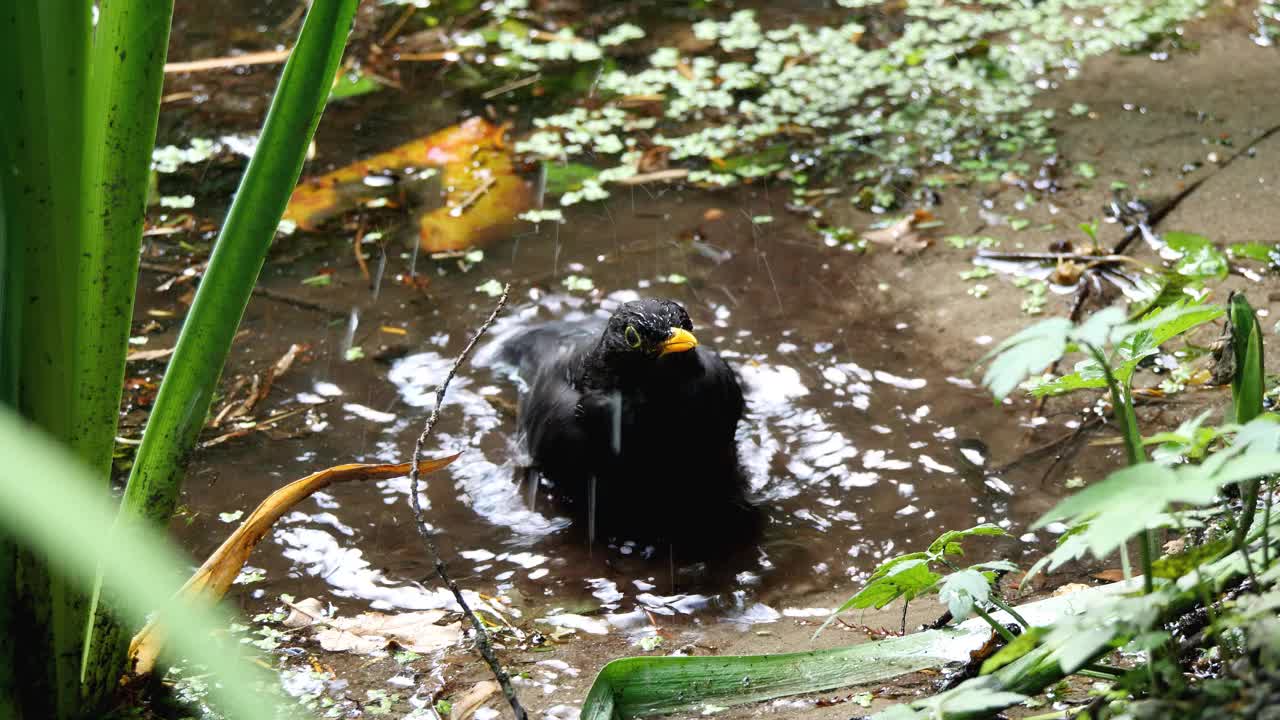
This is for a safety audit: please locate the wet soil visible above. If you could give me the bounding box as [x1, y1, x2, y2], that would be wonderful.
[134, 2, 1280, 718]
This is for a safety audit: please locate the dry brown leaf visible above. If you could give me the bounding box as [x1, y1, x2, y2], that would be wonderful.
[315, 610, 461, 655]
[637, 145, 672, 173]
[1052, 582, 1093, 596]
[283, 597, 327, 629]
[450, 680, 500, 720]
[1092, 569, 1127, 583]
[862, 209, 935, 254]
[128, 455, 460, 677]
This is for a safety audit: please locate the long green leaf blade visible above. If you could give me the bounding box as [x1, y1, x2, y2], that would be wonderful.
[581, 583, 1143, 719]
[75, 0, 175, 495]
[121, 0, 356, 524]
[83, 0, 359, 695]
[0, 3, 91, 716]
[1229, 293, 1267, 550]
[75, 1, 177, 705]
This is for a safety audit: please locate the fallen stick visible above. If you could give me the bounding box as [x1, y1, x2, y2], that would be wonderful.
[614, 168, 690, 185]
[127, 457, 459, 676]
[164, 48, 292, 74]
[406, 284, 528, 720]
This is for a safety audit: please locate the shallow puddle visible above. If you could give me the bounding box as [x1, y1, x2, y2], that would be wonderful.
[174, 177, 1085, 635]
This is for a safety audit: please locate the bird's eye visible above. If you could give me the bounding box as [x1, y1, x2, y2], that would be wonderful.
[624, 325, 642, 348]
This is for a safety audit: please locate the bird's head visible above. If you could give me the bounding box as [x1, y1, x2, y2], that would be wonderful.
[597, 298, 699, 362]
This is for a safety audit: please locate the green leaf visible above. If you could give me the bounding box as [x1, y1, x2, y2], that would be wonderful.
[1030, 302, 1222, 397]
[980, 627, 1046, 675]
[1151, 538, 1232, 580]
[1227, 242, 1276, 265]
[581, 630, 973, 720]
[1147, 410, 1221, 463]
[1164, 231, 1228, 280]
[719, 143, 789, 175]
[938, 569, 992, 621]
[927, 524, 1008, 557]
[971, 560, 1019, 573]
[85, 0, 359, 692]
[815, 554, 941, 637]
[583, 582, 1163, 720]
[977, 317, 1074, 400]
[1230, 293, 1265, 425]
[846, 559, 941, 610]
[1034, 448, 1280, 558]
[328, 70, 384, 101]
[543, 161, 599, 195]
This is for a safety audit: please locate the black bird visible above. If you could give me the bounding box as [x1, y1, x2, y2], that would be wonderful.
[494, 298, 759, 552]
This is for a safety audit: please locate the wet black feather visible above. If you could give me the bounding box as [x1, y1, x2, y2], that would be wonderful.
[497, 299, 759, 549]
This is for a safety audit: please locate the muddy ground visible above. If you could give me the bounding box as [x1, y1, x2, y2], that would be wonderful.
[126, 2, 1280, 718]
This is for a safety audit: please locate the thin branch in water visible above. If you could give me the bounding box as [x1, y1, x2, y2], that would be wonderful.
[406, 284, 527, 720]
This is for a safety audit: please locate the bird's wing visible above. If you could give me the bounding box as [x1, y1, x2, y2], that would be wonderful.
[485, 321, 600, 386]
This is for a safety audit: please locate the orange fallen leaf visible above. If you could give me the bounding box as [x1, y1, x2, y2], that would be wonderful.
[1091, 569, 1127, 583]
[284, 118, 531, 253]
[127, 455, 459, 677]
[416, 138, 531, 252]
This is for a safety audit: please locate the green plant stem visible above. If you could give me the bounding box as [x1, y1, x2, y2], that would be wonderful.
[972, 604, 1016, 643]
[1264, 480, 1274, 568]
[1088, 343, 1154, 595]
[988, 595, 1030, 630]
[81, 0, 357, 695]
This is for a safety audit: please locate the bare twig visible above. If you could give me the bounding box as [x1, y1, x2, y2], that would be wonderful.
[164, 48, 292, 74]
[407, 284, 527, 720]
[450, 176, 498, 217]
[614, 168, 690, 185]
[975, 250, 1145, 267]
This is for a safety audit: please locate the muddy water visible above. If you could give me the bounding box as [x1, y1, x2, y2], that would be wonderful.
[163, 1, 1087, 638]
[174, 183, 1072, 626]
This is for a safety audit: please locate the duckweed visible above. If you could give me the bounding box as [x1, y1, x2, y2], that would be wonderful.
[488, 1, 1206, 204]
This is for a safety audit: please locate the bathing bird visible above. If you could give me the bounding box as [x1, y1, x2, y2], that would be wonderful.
[495, 298, 759, 551]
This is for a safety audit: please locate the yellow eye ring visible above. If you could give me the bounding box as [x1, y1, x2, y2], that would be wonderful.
[624, 325, 642, 348]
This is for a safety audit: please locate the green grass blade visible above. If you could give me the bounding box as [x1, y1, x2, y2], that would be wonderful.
[120, 0, 356, 524]
[0, 409, 292, 720]
[75, 0, 175, 493]
[0, 50, 19, 720]
[75, 1, 176, 705]
[83, 0, 358, 697]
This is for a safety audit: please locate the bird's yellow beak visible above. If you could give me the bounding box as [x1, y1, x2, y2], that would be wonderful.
[658, 327, 698, 356]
